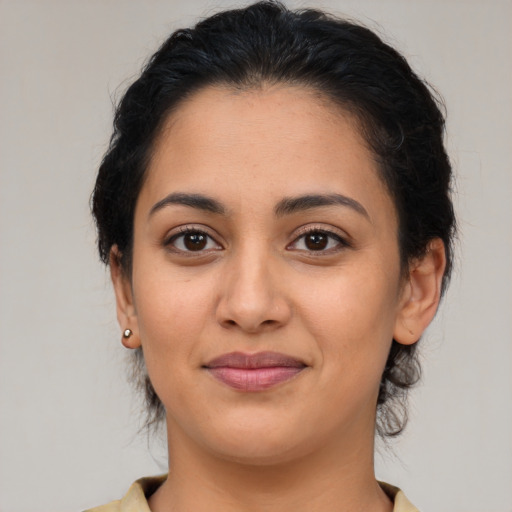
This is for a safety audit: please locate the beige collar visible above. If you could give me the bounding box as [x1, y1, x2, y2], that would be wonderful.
[85, 475, 419, 512]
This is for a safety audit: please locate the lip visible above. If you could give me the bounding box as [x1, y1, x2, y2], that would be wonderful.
[203, 351, 307, 392]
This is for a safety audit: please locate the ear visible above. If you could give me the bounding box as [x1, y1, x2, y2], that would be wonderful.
[110, 246, 141, 349]
[393, 238, 447, 345]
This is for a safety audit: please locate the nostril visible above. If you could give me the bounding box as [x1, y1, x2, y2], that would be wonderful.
[221, 318, 278, 331]
[216, 290, 292, 333]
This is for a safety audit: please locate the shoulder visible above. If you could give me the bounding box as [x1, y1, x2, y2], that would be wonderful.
[85, 476, 418, 512]
[379, 481, 420, 512]
[83, 475, 166, 512]
[83, 501, 120, 512]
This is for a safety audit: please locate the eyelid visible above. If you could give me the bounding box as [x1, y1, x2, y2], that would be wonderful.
[164, 224, 223, 253]
[287, 224, 352, 252]
[293, 223, 348, 239]
[162, 223, 351, 255]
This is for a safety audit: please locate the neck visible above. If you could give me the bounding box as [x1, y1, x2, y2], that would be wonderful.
[149, 420, 393, 512]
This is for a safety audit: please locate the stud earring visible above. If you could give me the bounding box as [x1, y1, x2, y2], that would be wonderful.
[123, 329, 133, 338]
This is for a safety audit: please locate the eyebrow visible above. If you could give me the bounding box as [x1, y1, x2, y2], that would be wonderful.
[274, 193, 369, 220]
[149, 192, 226, 217]
[148, 191, 369, 220]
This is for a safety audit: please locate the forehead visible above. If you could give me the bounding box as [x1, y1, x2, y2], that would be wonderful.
[158, 84, 363, 153]
[139, 85, 395, 224]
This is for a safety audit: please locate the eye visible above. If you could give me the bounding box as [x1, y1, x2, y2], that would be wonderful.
[167, 228, 222, 253]
[289, 229, 348, 252]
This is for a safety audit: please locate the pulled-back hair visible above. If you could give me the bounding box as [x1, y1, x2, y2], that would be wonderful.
[92, 1, 456, 437]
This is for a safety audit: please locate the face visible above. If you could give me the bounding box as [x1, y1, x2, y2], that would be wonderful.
[115, 85, 414, 464]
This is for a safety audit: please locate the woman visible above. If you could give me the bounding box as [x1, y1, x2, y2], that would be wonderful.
[88, 2, 455, 511]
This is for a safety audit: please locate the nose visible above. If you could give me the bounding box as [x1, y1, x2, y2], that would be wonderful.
[216, 248, 292, 334]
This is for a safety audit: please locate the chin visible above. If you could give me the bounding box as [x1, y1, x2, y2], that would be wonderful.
[194, 411, 320, 466]
[209, 434, 308, 467]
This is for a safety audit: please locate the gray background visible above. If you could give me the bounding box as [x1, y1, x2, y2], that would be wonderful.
[0, 1, 511, 511]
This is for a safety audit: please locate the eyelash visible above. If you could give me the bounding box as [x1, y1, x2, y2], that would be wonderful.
[164, 226, 350, 255]
[165, 226, 221, 254]
[288, 227, 350, 254]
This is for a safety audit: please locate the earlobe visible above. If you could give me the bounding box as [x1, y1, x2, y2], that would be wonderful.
[110, 246, 141, 349]
[393, 238, 447, 346]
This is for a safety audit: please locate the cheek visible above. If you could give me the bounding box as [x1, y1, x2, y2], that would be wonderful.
[131, 263, 217, 375]
[298, 262, 400, 371]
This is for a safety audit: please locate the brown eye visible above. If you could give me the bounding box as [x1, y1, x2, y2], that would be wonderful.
[168, 229, 221, 253]
[183, 232, 207, 251]
[288, 229, 348, 253]
[304, 232, 329, 251]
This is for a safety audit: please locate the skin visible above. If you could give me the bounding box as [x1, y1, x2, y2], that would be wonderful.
[112, 85, 446, 512]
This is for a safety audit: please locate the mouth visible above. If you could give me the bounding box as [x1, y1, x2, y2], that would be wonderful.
[203, 351, 307, 392]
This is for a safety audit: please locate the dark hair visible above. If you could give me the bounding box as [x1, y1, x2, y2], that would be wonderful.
[92, 1, 456, 437]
